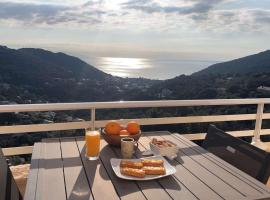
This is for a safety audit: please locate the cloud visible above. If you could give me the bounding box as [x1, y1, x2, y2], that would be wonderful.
[0, 1, 105, 25]
[122, 0, 225, 15]
[0, 0, 269, 34]
[82, 0, 104, 7]
[121, 0, 270, 33]
[251, 9, 270, 24]
[0, 2, 67, 21]
[189, 8, 270, 34]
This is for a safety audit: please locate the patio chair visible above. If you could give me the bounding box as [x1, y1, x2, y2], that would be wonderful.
[202, 124, 270, 184]
[0, 147, 22, 200]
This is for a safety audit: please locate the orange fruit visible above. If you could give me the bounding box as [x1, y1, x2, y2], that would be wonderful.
[127, 121, 140, 135]
[105, 121, 121, 135]
[120, 129, 130, 136]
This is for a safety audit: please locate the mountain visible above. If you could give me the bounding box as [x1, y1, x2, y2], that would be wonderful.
[0, 46, 108, 81]
[2, 46, 270, 154]
[0, 46, 158, 103]
[1, 45, 270, 105]
[193, 50, 270, 76]
[139, 50, 270, 101]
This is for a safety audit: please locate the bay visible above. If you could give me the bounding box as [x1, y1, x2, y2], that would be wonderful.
[86, 56, 219, 80]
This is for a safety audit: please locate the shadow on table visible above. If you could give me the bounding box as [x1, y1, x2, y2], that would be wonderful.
[99, 145, 183, 197]
[58, 145, 96, 200]
[67, 168, 92, 200]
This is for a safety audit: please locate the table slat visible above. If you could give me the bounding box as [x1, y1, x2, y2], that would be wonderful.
[37, 139, 66, 200]
[35, 141, 45, 200]
[60, 138, 93, 200]
[24, 142, 41, 200]
[76, 138, 119, 200]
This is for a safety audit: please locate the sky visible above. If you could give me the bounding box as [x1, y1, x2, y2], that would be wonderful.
[0, 0, 270, 77]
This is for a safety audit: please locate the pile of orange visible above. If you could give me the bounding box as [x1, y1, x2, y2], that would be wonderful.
[105, 120, 140, 136]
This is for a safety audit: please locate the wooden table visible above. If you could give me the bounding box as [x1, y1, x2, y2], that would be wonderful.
[24, 131, 270, 200]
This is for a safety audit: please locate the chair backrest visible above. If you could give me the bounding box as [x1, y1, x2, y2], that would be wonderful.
[0, 148, 22, 200]
[202, 124, 270, 184]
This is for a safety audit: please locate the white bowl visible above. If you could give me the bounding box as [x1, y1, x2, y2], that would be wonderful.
[150, 141, 179, 160]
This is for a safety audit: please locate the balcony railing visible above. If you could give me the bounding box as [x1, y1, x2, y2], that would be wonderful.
[1, 98, 270, 156]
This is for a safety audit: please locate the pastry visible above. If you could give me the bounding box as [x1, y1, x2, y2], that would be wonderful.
[151, 138, 176, 147]
[120, 160, 143, 169]
[120, 167, 145, 178]
[142, 166, 166, 175]
[142, 159, 164, 167]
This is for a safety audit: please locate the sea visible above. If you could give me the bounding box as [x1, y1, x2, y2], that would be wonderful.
[86, 57, 219, 80]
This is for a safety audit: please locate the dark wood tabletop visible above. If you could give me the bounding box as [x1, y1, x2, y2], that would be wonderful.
[24, 131, 270, 200]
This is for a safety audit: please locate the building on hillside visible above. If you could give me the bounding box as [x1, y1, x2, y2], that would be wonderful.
[257, 86, 270, 93]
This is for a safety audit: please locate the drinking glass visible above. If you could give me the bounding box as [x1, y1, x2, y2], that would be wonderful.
[85, 129, 100, 160]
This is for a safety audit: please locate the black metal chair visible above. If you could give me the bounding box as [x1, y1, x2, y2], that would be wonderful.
[0, 147, 22, 200]
[202, 124, 270, 184]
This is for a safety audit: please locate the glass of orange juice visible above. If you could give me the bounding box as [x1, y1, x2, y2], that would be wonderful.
[85, 129, 100, 160]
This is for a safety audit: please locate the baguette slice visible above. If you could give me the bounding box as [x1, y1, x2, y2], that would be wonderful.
[120, 167, 145, 178]
[120, 160, 143, 169]
[142, 166, 166, 175]
[142, 159, 164, 167]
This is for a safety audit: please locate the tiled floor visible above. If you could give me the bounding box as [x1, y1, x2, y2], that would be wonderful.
[10, 164, 30, 196]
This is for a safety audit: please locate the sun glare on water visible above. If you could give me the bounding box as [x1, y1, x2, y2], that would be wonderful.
[98, 57, 151, 77]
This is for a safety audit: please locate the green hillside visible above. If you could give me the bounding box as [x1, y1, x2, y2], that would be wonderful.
[193, 50, 270, 76]
[0, 46, 158, 103]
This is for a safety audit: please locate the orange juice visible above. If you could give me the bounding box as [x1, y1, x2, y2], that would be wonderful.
[85, 130, 100, 160]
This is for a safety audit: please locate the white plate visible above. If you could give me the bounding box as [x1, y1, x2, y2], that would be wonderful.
[110, 155, 176, 181]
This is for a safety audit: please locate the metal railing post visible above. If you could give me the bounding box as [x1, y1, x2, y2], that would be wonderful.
[252, 103, 267, 150]
[253, 103, 264, 142]
[91, 108, 95, 130]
